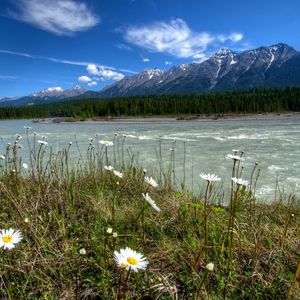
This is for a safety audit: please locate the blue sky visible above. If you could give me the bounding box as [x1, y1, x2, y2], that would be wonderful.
[0, 0, 300, 98]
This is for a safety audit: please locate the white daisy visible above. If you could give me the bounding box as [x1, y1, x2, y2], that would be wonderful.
[142, 193, 161, 212]
[227, 154, 244, 161]
[0, 155, 5, 160]
[113, 170, 123, 178]
[232, 177, 249, 186]
[199, 173, 221, 182]
[99, 140, 113, 146]
[79, 248, 87, 255]
[22, 163, 28, 169]
[104, 165, 114, 171]
[0, 228, 22, 250]
[144, 176, 158, 188]
[114, 247, 149, 272]
[37, 140, 48, 146]
[24, 126, 32, 130]
[206, 262, 214, 272]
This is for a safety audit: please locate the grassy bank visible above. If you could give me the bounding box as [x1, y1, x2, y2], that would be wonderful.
[0, 131, 299, 299]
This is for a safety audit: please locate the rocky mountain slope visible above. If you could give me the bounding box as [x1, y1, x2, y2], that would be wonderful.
[99, 43, 300, 96]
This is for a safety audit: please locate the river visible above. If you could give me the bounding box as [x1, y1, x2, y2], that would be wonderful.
[1, 116, 299, 200]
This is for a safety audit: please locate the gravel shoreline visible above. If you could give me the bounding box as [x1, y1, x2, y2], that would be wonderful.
[32, 112, 300, 124]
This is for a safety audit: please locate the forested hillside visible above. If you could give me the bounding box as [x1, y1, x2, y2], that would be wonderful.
[0, 87, 300, 119]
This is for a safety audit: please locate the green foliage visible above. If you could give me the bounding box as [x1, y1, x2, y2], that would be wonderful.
[1, 87, 300, 119]
[0, 136, 299, 299]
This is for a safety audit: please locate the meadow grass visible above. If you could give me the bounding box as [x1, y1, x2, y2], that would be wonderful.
[0, 131, 299, 299]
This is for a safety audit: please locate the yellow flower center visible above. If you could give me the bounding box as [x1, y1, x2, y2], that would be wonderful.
[103, 141, 110, 145]
[120, 262, 129, 268]
[2, 235, 12, 243]
[127, 257, 138, 266]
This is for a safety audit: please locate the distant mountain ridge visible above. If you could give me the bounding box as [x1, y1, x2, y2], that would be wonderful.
[0, 86, 85, 106]
[98, 43, 300, 97]
[1, 43, 300, 106]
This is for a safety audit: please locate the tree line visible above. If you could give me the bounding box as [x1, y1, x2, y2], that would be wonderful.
[0, 87, 300, 120]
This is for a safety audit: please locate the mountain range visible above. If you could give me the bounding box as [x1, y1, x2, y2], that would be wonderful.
[0, 86, 85, 107]
[1, 43, 300, 106]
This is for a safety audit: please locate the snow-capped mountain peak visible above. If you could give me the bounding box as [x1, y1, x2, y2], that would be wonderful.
[97, 43, 300, 97]
[215, 49, 233, 56]
[45, 86, 63, 92]
[31, 86, 85, 98]
[32, 87, 64, 97]
[0, 86, 86, 106]
[143, 68, 165, 79]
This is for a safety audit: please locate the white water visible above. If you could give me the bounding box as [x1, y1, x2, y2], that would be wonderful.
[1, 116, 300, 200]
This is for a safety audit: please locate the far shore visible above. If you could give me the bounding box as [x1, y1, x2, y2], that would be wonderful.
[31, 111, 300, 124]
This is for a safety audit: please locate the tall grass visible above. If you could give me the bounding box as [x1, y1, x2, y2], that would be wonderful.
[0, 129, 299, 299]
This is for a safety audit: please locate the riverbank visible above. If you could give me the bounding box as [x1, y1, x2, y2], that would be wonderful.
[0, 149, 299, 299]
[32, 111, 300, 124]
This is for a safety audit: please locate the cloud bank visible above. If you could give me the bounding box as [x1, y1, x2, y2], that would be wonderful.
[9, 0, 99, 36]
[123, 18, 243, 58]
[87, 64, 125, 81]
[0, 49, 132, 84]
[88, 81, 98, 87]
[78, 75, 92, 83]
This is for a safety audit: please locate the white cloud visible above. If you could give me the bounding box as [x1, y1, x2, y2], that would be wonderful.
[78, 75, 92, 83]
[9, 0, 99, 36]
[88, 81, 98, 87]
[123, 18, 243, 58]
[217, 33, 243, 43]
[45, 56, 94, 66]
[165, 61, 172, 65]
[0, 49, 101, 67]
[119, 68, 137, 74]
[0, 75, 16, 80]
[0, 49, 33, 58]
[192, 53, 208, 63]
[113, 73, 125, 81]
[142, 58, 150, 62]
[116, 44, 132, 51]
[0, 49, 137, 76]
[87, 64, 125, 81]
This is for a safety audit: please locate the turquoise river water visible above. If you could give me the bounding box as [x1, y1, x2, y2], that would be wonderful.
[0, 116, 299, 200]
